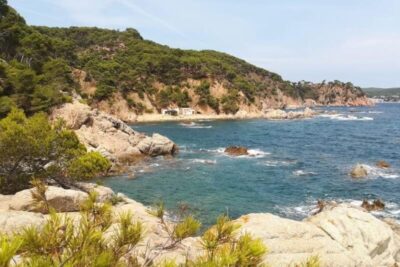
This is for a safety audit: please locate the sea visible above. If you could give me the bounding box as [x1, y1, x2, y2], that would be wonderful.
[105, 103, 400, 227]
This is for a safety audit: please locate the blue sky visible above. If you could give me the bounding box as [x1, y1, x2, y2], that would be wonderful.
[9, 0, 400, 87]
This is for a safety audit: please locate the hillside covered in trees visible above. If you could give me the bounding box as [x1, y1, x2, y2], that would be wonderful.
[0, 0, 370, 120]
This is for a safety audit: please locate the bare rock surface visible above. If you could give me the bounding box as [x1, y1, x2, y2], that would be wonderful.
[264, 107, 316, 120]
[307, 204, 400, 267]
[51, 100, 177, 164]
[1, 185, 399, 266]
[350, 164, 368, 178]
[224, 146, 249, 156]
[9, 186, 88, 213]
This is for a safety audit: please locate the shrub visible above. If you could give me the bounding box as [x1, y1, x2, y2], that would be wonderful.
[0, 108, 111, 194]
[67, 151, 111, 180]
[0, 192, 144, 266]
[195, 81, 219, 112]
[221, 90, 240, 114]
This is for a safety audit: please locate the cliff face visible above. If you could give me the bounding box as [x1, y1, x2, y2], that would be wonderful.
[73, 70, 372, 122]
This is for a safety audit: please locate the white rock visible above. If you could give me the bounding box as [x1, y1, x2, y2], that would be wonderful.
[308, 204, 400, 267]
[0, 211, 45, 234]
[75, 183, 115, 202]
[10, 186, 88, 213]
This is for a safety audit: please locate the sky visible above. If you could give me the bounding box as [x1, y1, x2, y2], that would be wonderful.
[8, 0, 400, 88]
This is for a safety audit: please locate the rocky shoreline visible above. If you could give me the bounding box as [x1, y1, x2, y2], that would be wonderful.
[136, 107, 318, 123]
[0, 183, 399, 266]
[51, 100, 177, 169]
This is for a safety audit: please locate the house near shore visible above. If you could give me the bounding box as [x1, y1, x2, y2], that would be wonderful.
[161, 108, 196, 116]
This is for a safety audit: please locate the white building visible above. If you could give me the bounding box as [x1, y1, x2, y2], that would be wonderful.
[161, 108, 196, 116]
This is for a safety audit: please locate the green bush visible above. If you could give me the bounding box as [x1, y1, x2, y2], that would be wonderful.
[221, 90, 240, 114]
[67, 151, 111, 180]
[195, 81, 219, 112]
[0, 108, 111, 194]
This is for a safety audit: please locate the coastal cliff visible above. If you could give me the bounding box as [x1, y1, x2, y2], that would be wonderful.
[0, 184, 399, 266]
[0, 1, 371, 122]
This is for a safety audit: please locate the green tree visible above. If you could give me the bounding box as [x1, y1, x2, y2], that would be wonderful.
[0, 108, 111, 194]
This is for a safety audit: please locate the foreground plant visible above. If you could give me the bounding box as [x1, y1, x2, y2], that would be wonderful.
[148, 201, 201, 250]
[0, 191, 144, 266]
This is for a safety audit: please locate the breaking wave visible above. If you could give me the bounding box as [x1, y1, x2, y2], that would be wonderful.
[318, 114, 373, 121]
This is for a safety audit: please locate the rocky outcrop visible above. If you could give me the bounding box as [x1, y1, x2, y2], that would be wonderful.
[362, 199, 385, 212]
[75, 182, 115, 203]
[9, 186, 88, 213]
[264, 107, 316, 120]
[350, 164, 368, 178]
[1, 185, 399, 266]
[377, 160, 391, 169]
[224, 146, 249, 156]
[0, 211, 45, 234]
[307, 204, 400, 267]
[51, 100, 177, 164]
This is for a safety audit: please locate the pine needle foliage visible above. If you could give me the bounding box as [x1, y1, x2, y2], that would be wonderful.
[0, 191, 144, 266]
[188, 216, 267, 267]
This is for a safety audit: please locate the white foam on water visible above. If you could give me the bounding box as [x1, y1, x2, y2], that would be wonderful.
[263, 160, 297, 167]
[318, 114, 374, 121]
[191, 159, 217, 165]
[246, 149, 271, 158]
[206, 148, 270, 158]
[292, 170, 317, 176]
[180, 122, 212, 129]
[356, 164, 400, 179]
[278, 198, 400, 221]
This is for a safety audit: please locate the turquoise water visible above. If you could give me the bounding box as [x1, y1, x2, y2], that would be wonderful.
[105, 104, 400, 226]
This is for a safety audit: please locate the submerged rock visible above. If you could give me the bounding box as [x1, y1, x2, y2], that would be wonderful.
[376, 160, 391, 169]
[361, 199, 385, 212]
[224, 146, 249, 156]
[350, 164, 368, 178]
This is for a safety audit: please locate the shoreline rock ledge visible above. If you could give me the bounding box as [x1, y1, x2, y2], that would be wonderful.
[1, 184, 399, 266]
[51, 100, 177, 166]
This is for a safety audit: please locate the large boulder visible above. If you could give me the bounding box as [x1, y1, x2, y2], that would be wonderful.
[376, 160, 391, 169]
[10, 186, 88, 213]
[308, 204, 400, 267]
[237, 213, 364, 266]
[136, 134, 177, 157]
[350, 164, 368, 178]
[51, 101, 177, 164]
[75, 183, 115, 203]
[0, 211, 45, 234]
[236, 204, 400, 266]
[224, 146, 249, 156]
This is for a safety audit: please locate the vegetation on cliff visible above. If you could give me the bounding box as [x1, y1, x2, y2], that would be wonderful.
[0, 0, 367, 118]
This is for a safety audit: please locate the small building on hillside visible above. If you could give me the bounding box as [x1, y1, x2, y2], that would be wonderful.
[179, 108, 196, 116]
[161, 108, 179, 116]
[161, 107, 196, 116]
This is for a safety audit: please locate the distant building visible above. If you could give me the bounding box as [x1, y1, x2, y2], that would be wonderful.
[161, 107, 196, 116]
[161, 108, 179, 116]
[179, 108, 196, 116]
